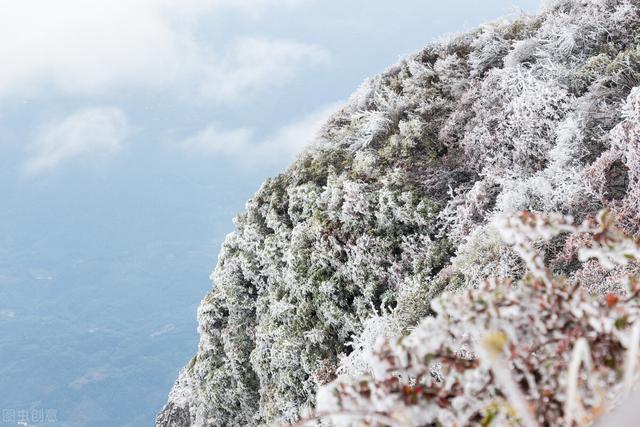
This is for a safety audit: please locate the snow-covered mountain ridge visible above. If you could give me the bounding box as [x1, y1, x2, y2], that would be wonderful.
[157, 1, 640, 425]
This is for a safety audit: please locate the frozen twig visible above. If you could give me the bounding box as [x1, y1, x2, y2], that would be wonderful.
[564, 338, 593, 427]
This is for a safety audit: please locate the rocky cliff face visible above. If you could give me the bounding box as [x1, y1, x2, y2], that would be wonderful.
[157, 1, 640, 425]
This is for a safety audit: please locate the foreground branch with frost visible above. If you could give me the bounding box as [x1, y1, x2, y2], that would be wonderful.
[310, 210, 640, 426]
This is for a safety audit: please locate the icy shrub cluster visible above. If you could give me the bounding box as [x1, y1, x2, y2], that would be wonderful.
[157, 1, 640, 425]
[157, 155, 453, 426]
[316, 210, 640, 426]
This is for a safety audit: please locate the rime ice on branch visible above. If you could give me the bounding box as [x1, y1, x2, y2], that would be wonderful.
[316, 210, 640, 427]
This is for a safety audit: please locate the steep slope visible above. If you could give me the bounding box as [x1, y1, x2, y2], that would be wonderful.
[157, 1, 640, 425]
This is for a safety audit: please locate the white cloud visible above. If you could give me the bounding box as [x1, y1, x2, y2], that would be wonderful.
[181, 101, 342, 165]
[0, 309, 16, 319]
[205, 0, 315, 17]
[0, 0, 325, 102]
[151, 324, 178, 337]
[24, 107, 129, 176]
[182, 125, 254, 155]
[203, 38, 329, 101]
[69, 368, 109, 390]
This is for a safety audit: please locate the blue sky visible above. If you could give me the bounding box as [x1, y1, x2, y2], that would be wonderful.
[0, 1, 540, 426]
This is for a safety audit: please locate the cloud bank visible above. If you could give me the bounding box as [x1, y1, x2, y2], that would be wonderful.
[25, 107, 129, 176]
[0, 0, 326, 102]
[181, 102, 342, 165]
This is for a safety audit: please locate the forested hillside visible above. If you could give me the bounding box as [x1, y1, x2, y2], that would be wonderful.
[158, 1, 640, 425]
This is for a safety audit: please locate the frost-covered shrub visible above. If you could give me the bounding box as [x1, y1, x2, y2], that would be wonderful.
[315, 211, 640, 426]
